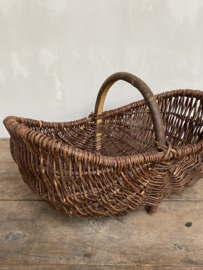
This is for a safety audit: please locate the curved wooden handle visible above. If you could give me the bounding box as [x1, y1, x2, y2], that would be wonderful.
[95, 72, 166, 146]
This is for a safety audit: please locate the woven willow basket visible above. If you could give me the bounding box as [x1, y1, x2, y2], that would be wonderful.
[4, 72, 203, 217]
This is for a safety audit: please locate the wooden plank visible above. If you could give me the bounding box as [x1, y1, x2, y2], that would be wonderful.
[0, 200, 203, 266]
[0, 138, 14, 163]
[0, 163, 40, 201]
[0, 265, 202, 270]
[0, 162, 203, 201]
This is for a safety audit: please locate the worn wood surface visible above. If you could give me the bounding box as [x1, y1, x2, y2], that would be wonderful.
[0, 139, 13, 163]
[0, 138, 203, 269]
[0, 267, 202, 270]
[0, 266, 203, 270]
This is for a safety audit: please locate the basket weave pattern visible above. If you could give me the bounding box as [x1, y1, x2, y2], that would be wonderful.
[4, 73, 203, 217]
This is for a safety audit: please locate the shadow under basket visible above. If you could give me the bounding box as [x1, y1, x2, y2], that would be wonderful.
[3, 72, 203, 217]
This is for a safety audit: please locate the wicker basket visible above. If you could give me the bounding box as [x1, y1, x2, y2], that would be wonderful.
[4, 72, 203, 217]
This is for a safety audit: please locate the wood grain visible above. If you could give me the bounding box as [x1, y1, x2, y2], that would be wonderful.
[0, 266, 202, 270]
[0, 163, 40, 201]
[0, 138, 13, 163]
[0, 200, 203, 266]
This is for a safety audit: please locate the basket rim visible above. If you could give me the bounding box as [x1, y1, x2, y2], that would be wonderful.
[4, 89, 203, 168]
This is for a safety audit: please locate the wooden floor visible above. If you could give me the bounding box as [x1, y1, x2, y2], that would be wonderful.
[0, 138, 203, 269]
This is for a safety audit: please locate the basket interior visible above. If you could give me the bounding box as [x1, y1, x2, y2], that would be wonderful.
[30, 90, 203, 158]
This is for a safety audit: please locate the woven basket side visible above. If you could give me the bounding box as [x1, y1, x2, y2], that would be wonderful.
[157, 89, 203, 147]
[3, 88, 203, 217]
[6, 118, 160, 217]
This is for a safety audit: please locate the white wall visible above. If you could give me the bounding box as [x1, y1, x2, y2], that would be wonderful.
[1, 0, 203, 137]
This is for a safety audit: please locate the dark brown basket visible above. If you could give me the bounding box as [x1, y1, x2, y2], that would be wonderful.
[4, 72, 203, 217]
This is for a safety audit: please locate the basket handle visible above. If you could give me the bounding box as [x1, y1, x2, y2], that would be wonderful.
[94, 72, 166, 147]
